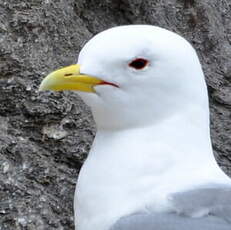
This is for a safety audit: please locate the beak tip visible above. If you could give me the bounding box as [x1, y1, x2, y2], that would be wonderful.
[38, 82, 46, 91]
[38, 76, 53, 91]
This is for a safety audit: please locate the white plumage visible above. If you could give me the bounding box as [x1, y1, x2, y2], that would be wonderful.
[40, 25, 231, 230]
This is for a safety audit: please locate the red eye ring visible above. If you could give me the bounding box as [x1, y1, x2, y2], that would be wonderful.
[129, 58, 149, 70]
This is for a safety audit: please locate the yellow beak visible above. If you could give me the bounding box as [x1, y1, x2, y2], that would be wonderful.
[39, 64, 103, 93]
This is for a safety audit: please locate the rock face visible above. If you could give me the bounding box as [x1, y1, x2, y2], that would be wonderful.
[0, 0, 230, 229]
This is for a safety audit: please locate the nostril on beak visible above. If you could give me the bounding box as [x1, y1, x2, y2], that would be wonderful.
[64, 73, 74, 77]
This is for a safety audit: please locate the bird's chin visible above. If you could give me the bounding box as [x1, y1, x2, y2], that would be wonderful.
[75, 87, 124, 129]
[75, 91, 100, 107]
[75, 88, 110, 115]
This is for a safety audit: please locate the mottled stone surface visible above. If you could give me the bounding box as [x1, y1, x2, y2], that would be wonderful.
[0, 0, 230, 229]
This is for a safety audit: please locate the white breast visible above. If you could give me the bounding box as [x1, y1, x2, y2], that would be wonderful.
[74, 121, 229, 230]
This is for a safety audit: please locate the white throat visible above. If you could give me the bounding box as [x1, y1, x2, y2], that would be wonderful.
[74, 106, 229, 230]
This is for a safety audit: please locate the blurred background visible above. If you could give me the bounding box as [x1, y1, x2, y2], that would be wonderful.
[0, 0, 230, 229]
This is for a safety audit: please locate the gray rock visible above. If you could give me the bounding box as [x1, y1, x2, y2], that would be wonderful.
[0, 0, 230, 229]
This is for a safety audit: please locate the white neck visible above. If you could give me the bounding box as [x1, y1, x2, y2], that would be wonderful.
[75, 106, 229, 230]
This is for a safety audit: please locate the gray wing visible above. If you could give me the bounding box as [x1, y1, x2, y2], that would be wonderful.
[110, 212, 231, 230]
[110, 186, 231, 230]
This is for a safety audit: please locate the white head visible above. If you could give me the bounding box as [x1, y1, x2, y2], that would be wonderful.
[40, 25, 209, 130]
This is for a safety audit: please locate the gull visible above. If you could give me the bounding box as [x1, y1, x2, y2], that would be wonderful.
[39, 25, 231, 230]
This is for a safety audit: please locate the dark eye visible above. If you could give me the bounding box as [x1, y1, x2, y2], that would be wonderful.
[129, 58, 149, 70]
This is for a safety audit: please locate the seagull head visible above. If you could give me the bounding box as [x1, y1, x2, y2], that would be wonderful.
[39, 25, 208, 130]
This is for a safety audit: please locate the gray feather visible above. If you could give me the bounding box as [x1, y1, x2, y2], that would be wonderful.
[110, 186, 231, 230]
